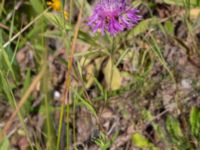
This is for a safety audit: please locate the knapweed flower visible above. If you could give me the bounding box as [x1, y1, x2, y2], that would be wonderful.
[88, 0, 141, 36]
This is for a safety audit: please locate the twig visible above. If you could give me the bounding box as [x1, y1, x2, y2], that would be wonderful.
[0, 23, 10, 31]
[56, 1, 84, 150]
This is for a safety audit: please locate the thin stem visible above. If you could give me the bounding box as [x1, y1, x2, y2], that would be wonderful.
[108, 37, 115, 90]
[42, 26, 53, 149]
[69, 0, 73, 23]
[66, 1, 74, 148]
[56, 1, 85, 149]
[2, 8, 50, 49]
[56, 103, 65, 150]
[73, 96, 76, 144]
[66, 104, 70, 150]
[1, 65, 46, 139]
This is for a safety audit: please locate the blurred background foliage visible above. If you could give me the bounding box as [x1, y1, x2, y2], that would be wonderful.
[0, 0, 200, 149]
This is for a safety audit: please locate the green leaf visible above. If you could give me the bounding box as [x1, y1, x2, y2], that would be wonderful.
[166, 115, 192, 149]
[128, 18, 158, 37]
[103, 58, 121, 90]
[75, 92, 97, 118]
[0, 136, 10, 150]
[164, 20, 174, 35]
[0, 49, 16, 81]
[29, 0, 44, 13]
[78, 30, 98, 46]
[21, 69, 32, 115]
[132, 133, 158, 149]
[190, 107, 200, 140]
[0, 71, 15, 106]
[44, 12, 71, 30]
[166, 116, 183, 143]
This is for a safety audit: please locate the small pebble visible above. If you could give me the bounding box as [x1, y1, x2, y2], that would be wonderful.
[181, 79, 192, 89]
[54, 91, 61, 100]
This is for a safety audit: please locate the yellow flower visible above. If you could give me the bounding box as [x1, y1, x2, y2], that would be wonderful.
[47, 0, 61, 11]
[64, 11, 69, 20]
[47, 0, 69, 20]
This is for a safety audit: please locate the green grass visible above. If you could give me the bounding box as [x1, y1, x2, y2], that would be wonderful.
[0, 0, 200, 149]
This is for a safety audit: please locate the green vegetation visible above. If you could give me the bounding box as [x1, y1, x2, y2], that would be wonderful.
[0, 0, 200, 149]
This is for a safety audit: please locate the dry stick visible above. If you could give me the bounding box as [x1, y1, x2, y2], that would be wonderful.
[0, 8, 49, 140]
[0, 66, 46, 140]
[56, 1, 84, 150]
[0, 23, 10, 31]
[0, 8, 49, 141]
[62, 2, 84, 104]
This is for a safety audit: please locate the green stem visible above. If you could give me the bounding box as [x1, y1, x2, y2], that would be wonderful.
[73, 96, 76, 145]
[66, 104, 70, 150]
[3, 8, 50, 49]
[69, 0, 74, 23]
[56, 1, 84, 149]
[43, 49, 53, 149]
[56, 104, 65, 150]
[109, 37, 115, 91]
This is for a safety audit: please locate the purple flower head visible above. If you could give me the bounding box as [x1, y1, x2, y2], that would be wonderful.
[87, 0, 141, 36]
